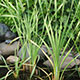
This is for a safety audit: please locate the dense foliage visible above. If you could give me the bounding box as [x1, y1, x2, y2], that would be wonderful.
[0, 0, 80, 80]
[0, 0, 80, 45]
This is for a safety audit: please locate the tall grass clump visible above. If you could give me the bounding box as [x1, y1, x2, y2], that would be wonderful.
[30, 0, 80, 80]
[41, 0, 80, 80]
[0, 0, 45, 78]
[0, 0, 80, 80]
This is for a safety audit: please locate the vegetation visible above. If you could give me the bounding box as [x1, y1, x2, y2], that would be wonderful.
[0, 0, 80, 80]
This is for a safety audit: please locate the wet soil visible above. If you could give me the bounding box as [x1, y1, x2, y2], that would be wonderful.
[0, 68, 36, 80]
[0, 67, 80, 80]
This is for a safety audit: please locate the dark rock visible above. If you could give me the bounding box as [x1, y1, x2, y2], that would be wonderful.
[0, 23, 16, 42]
[0, 23, 9, 42]
[5, 31, 16, 40]
[38, 45, 49, 59]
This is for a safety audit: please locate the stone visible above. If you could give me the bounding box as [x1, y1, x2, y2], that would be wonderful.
[75, 53, 80, 59]
[0, 41, 20, 56]
[43, 56, 80, 69]
[47, 48, 73, 57]
[17, 44, 29, 59]
[6, 55, 19, 63]
[0, 55, 4, 64]
[5, 40, 12, 44]
[60, 51, 73, 57]
[0, 23, 16, 43]
[17, 45, 49, 61]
